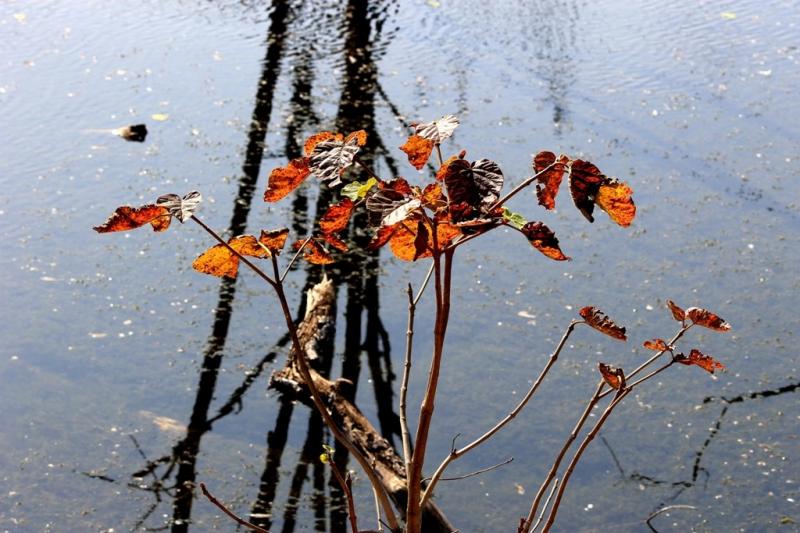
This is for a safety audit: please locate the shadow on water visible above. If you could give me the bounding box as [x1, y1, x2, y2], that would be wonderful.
[107, 1, 404, 531]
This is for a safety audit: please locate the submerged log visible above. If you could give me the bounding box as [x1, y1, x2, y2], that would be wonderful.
[271, 278, 455, 532]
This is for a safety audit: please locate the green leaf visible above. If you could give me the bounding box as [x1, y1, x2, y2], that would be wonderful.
[502, 207, 527, 230]
[341, 177, 378, 200]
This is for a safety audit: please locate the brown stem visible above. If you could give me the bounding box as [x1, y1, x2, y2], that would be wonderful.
[529, 477, 559, 533]
[435, 144, 443, 167]
[280, 235, 312, 282]
[268, 254, 400, 531]
[421, 321, 581, 507]
[328, 457, 360, 533]
[541, 388, 631, 532]
[200, 482, 269, 533]
[524, 380, 604, 531]
[400, 284, 415, 483]
[429, 456, 513, 482]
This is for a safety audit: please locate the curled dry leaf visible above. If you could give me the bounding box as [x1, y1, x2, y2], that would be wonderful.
[319, 198, 355, 235]
[308, 132, 365, 186]
[264, 158, 311, 202]
[598, 363, 625, 390]
[666, 299, 686, 322]
[259, 228, 289, 255]
[685, 307, 731, 332]
[643, 338, 669, 352]
[595, 179, 636, 227]
[675, 349, 725, 374]
[520, 222, 569, 261]
[533, 151, 569, 210]
[156, 191, 202, 223]
[579, 306, 627, 341]
[568, 160, 606, 223]
[414, 114, 459, 143]
[443, 158, 504, 223]
[436, 154, 461, 182]
[93, 204, 170, 233]
[400, 134, 435, 170]
[365, 178, 417, 227]
[294, 238, 334, 265]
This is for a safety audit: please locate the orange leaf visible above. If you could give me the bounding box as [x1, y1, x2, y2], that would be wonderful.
[390, 220, 430, 261]
[367, 225, 397, 251]
[675, 349, 725, 373]
[598, 363, 625, 389]
[380, 177, 414, 196]
[596, 179, 636, 227]
[228, 235, 270, 258]
[421, 183, 446, 210]
[320, 198, 355, 235]
[93, 204, 171, 233]
[579, 306, 627, 340]
[533, 151, 569, 210]
[666, 299, 686, 322]
[345, 129, 368, 146]
[569, 160, 606, 222]
[400, 135, 435, 170]
[436, 154, 460, 182]
[322, 233, 348, 252]
[520, 222, 570, 261]
[193, 243, 239, 278]
[643, 338, 669, 352]
[294, 238, 334, 265]
[259, 228, 290, 254]
[264, 158, 311, 202]
[304, 132, 341, 156]
[686, 307, 731, 332]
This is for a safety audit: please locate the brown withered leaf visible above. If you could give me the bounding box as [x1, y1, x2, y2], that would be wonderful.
[265, 158, 311, 202]
[436, 154, 460, 182]
[414, 115, 459, 143]
[367, 225, 397, 251]
[598, 363, 625, 390]
[259, 228, 290, 254]
[520, 222, 570, 261]
[319, 198, 355, 235]
[643, 338, 669, 352]
[596, 179, 636, 227]
[675, 349, 725, 374]
[444, 158, 504, 223]
[380, 177, 414, 196]
[685, 307, 731, 332]
[533, 151, 569, 210]
[93, 204, 170, 233]
[666, 299, 686, 322]
[322, 233, 348, 252]
[579, 306, 627, 340]
[412, 219, 429, 261]
[156, 191, 202, 223]
[294, 238, 335, 265]
[308, 133, 363, 186]
[366, 178, 418, 227]
[568, 160, 606, 222]
[400, 134, 435, 170]
[421, 183, 446, 210]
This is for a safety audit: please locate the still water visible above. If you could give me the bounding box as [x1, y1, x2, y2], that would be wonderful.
[1, 0, 798, 531]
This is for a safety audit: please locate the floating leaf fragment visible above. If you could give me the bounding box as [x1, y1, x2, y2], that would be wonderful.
[579, 306, 627, 340]
[151, 113, 169, 121]
[112, 124, 148, 142]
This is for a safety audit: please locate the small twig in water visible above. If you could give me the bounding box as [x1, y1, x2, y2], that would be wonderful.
[645, 505, 697, 532]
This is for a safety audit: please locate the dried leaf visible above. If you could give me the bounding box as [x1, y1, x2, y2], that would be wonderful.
[686, 307, 731, 332]
[228, 235, 270, 258]
[366, 179, 419, 227]
[380, 177, 414, 196]
[367, 225, 397, 251]
[156, 191, 202, 223]
[322, 233, 348, 252]
[579, 306, 627, 340]
[259, 228, 290, 254]
[421, 183, 446, 210]
[533, 151, 569, 210]
[93, 204, 170, 233]
[304, 132, 341, 155]
[436, 154, 461, 182]
[568, 160, 606, 222]
[319, 198, 355, 235]
[666, 299, 686, 322]
[383, 199, 422, 227]
[294, 239, 334, 265]
[520, 222, 569, 261]
[598, 363, 625, 390]
[264, 158, 311, 202]
[341, 177, 378, 200]
[388, 216, 460, 261]
[414, 114, 459, 143]
[346, 130, 368, 146]
[596, 179, 636, 227]
[193, 243, 239, 278]
[643, 338, 669, 352]
[444, 158, 504, 223]
[308, 134, 362, 186]
[675, 349, 725, 373]
[412, 219, 429, 261]
[400, 135, 435, 170]
[112, 124, 148, 142]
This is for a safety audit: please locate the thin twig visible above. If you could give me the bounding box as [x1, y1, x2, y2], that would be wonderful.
[431, 457, 513, 482]
[645, 505, 697, 532]
[372, 482, 385, 532]
[280, 236, 313, 282]
[413, 261, 436, 306]
[529, 478, 559, 533]
[327, 459, 360, 533]
[435, 144, 443, 167]
[200, 482, 270, 533]
[400, 283, 415, 483]
[190, 215, 276, 288]
[488, 161, 557, 212]
[421, 321, 581, 508]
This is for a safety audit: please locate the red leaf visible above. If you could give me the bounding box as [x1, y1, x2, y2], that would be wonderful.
[367, 225, 397, 251]
[675, 349, 725, 374]
[94, 204, 171, 233]
[643, 338, 669, 352]
[595, 179, 636, 227]
[520, 222, 570, 261]
[320, 198, 355, 235]
[533, 151, 569, 210]
[598, 363, 625, 390]
[346, 130, 368, 146]
[400, 134, 435, 170]
[666, 299, 686, 322]
[579, 306, 627, 340]
[686, 307, 731, 332]
[322, 233, 348, 252]
[568, 160, 606, 222]
[264, 158, 311, 202]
